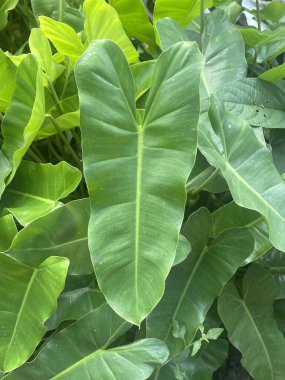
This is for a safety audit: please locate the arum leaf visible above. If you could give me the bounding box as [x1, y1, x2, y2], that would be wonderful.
[270, 129, 285, 175]
[173, 235, 191, 266]
[219, 78, 285, 128]
[259, 63, 285, 83]
[155, 17, 189, 50]
[199, 96, 285, 252]
[0, 49, 16, 112]
[83, 0, 138, 64]
[0, 160, 81, 225]
[0, 152, 11, 198]
[130, 61, 156, 100]
[212, 201, 271, 263]
[218, 264, 285, 380]
[0, 215, 17, 251]
[4, 303, 168, 380]
[75, 40, 203, 324]
[6, 199, 92, 275]
[109, 0, 157, 52]
[1, 54, 45, 184]
[29, 28, 64, 82]
[153, 0, 213, 28]
[240, 26, 285, 49]
[39, 16, 85, 66]
[0, 255, 68, 372]
[260, 248, 285, 299]
[0, 0, 18, 30]
[146, 208, 253, 362]
[202, 9, 247, 92]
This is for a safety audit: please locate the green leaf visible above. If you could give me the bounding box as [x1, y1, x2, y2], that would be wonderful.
[83, 0, 138, 64]
[260, 248, 285, 299]
[6, 199, 92, 275]
[151, 339, 228, 380]
[270, 129, 285, 175]
[130, 61, 155, 100]
[1, 54, 45, 184]
[0, 255, 68, 372]
[0, 215, 17, 251]
[259, 63, 285, 83]
[198, 96, 285, 252]
[0, 160, 81, 225]
[29, 28, 64, 82]
[0, 49, 16, 112]
[4, 303, 168, 380]
[202, 9, 247, 92]
[146, 208, 253, 361]
[75, 40, 203, 324]
[173, 235, 191, 266]
[260, 1, 285, 23]
[212, 201, 271, 263]
[191, 341, 202, 357]
[218, 78, 285, 128]
[39, 16, 85, 66]
[153, 0, 213, 28]
[0, 152, 11, 198]
[240, 26, 285, 49]
[155, 17, 189, 51]
[0, 0, 18, 30]
[218, 264, 285, 380]
[109, 0, 157, 52]
[205, 327, 224, 340]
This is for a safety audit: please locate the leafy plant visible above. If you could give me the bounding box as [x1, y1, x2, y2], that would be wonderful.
[1, 0, 285, 379]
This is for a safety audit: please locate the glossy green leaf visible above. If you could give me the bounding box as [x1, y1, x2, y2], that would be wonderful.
[259, 64, 285, 83]
[260, 248, 285, 299]
[198, 96, 285, 252]
[219, 78, 285, 128]
[212, 201, 271, 263]
[5, 303, 168, 379]
[240, 26, 285, 49]
[153, 0, 213, 28]
[83, 0, 138, 64]
[0, 160, 81, 225]
[0, 49, 16, 112]
[218, 264, 285, 380]
[173, 235, 191, 266]
[202, 9, 247, 92]
[1, 54, 45, 184]
[0, 152, 11, 198]
[0, 0, 18, 30]
[152, 340, 228, 380]
[146, 208, 253, 363]
[29, 28, 64, 82]
[260, 1, 285, 23]
[0, 255, 68, 372]
[270, 129, 285, 175]
[75, 39, 203, 324]
[109, 0, 157, 51]
[39, 16, 85, 66]
[6, 199, 92, 274]
[130, 61, 155, 100]
[155, 17, 189, 50]
[0, 215, 17, 251]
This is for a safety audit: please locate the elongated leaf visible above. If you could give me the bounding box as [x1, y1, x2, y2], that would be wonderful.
[6, 199, 92, 274]
[212, 201, 271, 263]
[0, 152, 11, 198]
[0, 255, 68, 372]
[259, 64, 285, 83]
[199, 96, 285, 252]
[153, 0, 212, 28]
[130, 61, 155, 100]
[270, 129, 285, 175]
[146, 208, 253, 363]
[260, 248, 285, 299]
[0, 49, 16, 112]
[218, 264, 285, 380]
[155, 17, 189, 50]
[173, 235, 191, 266]
[0, 160, 81, 225]
[219, 78, 285, 128]
[29, 28, 64, 82]
[240, 26, 285, 48]
[1, 54, 45, 184]
[151, 340, 228, 380]
[76, 39, 203, 324]
[83, 0, 138, 64]
[0, 215, 17, 251]
[0, 0, 18, 30]
[202, 9, 247, 92]
[39, 16, 85, 66]
[109, 0, 157, 52]
[5, 303, 168, 380]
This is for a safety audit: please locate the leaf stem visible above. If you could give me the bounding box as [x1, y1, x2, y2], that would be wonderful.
[190, 168, 220, 196]
[200, 0, 205, 35]
[46, 114, 82, 169]
[256, 0, 261, 31]
[46, 76, 64, 114]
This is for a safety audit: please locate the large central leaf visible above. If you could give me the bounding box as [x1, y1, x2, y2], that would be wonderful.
[75, 40, 203, 324]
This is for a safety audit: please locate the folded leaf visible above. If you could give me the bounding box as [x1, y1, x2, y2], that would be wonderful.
[0, 152, 11, 198]
[0, 255, 68, 372]
[146, 208, 253, 364]
[0, 49, 16, 112]
[0, 160, 81, 225]
[4, 303, 168, 380]
[6, 199, 92, 274]
[0, 0, 18, 30]
[218, 264, 285, 380]
[0, 215, 17, 251]
[199, 96, 285, 252]
[75, 39, 203, 324]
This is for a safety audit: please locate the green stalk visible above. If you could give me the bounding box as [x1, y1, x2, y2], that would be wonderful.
[190, 168, 220, 196]
[256, 0, 261, 31]
[200, 0, 205, 35]
[46, 76, 64, 114]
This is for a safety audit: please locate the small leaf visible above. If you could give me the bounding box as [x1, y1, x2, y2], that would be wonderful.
[191, 341, 202, 357]
[205, 328, 224, 341]
[172, 320, 186, 341]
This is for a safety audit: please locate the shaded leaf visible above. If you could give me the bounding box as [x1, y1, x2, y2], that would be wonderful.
[0, 215, 17, 251]
[0, 49, 16, 112]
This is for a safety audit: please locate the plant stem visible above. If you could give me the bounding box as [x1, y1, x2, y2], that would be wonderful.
[256, 0, 261, 31]
[46, 76, 64, 114]
[46, 114, 82, 169]
[200, 0, 205, 35]
[190, 168, 220, 196]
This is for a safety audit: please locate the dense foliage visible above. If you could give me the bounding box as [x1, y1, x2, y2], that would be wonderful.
[1, 0, 285, 379]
